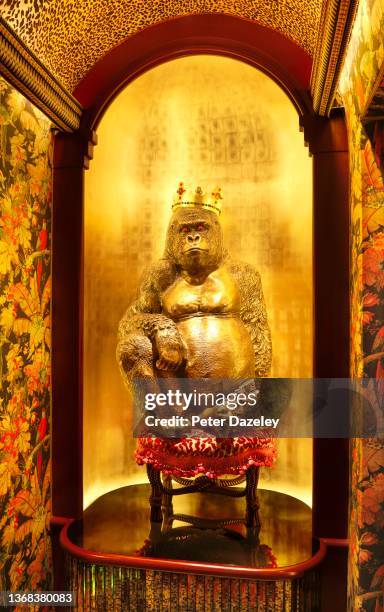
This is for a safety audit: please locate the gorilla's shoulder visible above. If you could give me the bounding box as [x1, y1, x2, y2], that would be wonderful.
[226, 258, 261, 281]
[140, 258, 176, 290]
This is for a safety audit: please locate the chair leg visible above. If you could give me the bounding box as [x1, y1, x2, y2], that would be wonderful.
[147, 464, 163, 522]
[162, 474, 174, 528]
[245, 466, 261, 531]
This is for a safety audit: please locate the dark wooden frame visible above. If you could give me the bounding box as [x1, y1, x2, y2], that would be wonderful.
[51, 13, 350, 608]
[147, 464, 261, 530]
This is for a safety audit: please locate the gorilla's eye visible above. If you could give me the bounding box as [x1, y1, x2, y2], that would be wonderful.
[197, 224, 206, 232]
[180, 225, 189, 234]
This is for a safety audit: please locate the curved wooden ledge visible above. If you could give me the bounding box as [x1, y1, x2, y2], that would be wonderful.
[59, 517, 327, 580]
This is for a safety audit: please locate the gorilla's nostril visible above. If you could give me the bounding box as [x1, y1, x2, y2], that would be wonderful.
[187, 233, 200, 244]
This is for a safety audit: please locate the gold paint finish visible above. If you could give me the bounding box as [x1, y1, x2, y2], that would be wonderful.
[156, 265, 256, 378]
[83, 56, 313, 509]
[177, 315, 255, 378]
[162, 268, 241, 319]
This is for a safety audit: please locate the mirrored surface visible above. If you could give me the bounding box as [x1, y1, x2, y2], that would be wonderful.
[70, 485, 312, 568]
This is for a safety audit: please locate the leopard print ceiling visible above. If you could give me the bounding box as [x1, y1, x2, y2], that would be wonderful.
[1, 0, 322, 92]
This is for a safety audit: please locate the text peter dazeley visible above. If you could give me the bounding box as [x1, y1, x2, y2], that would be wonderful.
[144, 414, 280, 428]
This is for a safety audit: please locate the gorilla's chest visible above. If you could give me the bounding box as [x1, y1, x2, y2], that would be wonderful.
[161, 267, 254, 377]
[161, 267, 240, 319]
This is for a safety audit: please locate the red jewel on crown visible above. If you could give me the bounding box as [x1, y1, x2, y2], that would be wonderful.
[211, 187, 222, 202]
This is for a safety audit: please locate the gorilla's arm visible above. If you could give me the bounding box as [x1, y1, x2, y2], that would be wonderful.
[117, 262, 183, 382]
[230, 261, 272, 377]
[118, 266, 173, 338]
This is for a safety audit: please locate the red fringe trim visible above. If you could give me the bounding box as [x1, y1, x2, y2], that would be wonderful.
[135, 437, 277, 478]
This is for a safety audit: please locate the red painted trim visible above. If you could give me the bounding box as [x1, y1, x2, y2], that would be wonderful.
[52, 132, 86, 518]
[310, 112, 350, 540]
[74, 14, 313, 129]
[320, 538, 349, 548]
[60, 520, 327, 579]
[50, 515, 73, 527]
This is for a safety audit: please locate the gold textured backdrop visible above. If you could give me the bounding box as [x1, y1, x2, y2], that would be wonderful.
[83, 56, 313, 509]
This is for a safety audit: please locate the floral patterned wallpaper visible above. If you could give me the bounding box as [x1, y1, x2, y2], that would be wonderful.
[341, 0, 384, 117]
[339, 1, 384, 610]
[0, 77, 52, 593]
[1, 3, 384, 605]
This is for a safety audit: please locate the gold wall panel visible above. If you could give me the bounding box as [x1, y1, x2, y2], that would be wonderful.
[2, 0, 321, 91]
[83, 56, 313, 509]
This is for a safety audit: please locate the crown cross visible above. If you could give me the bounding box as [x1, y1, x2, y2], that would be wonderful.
[176, 182, 186, 201]
[211, 188, 222, 203]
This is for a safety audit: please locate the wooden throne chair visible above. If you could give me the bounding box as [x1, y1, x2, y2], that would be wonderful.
[136, 435, 277, 530]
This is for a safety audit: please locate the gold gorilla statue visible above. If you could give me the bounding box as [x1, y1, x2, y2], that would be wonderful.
[117, 187, 271, 384]
[117, 186, 274, 528]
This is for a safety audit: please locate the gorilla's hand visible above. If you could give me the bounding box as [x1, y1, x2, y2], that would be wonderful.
[155, 328, 185, 371]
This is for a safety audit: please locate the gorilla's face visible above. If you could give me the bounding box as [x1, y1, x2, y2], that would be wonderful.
[165, 208, 224, 276]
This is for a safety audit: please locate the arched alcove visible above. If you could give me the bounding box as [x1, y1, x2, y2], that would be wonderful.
[50, 15, 349, 608]
[82, 54, 313, 510]
[52, 16, 349, 562]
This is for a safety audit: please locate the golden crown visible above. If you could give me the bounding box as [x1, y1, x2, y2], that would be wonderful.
[172, 183, 223, 215]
